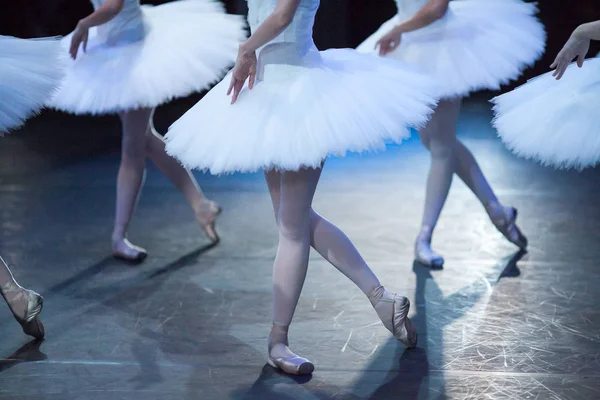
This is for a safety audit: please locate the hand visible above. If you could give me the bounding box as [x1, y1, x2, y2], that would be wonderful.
[550, 30, 590, 80]
[227, 46, 257, 104]
[70, 22, 89, 60]
[375, 28, 402, 56]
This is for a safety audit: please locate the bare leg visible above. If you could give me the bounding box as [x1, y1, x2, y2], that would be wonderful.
[453, 140, 527, 248]
[264, 170, 381, 296]
[263, 167, 416, 375]
[112, 108, 152, 261]
[0, 256, 44, 339]
[146, 114, 220, 242]
[416, 98, 462, 267]
[263, 168, 320, 375]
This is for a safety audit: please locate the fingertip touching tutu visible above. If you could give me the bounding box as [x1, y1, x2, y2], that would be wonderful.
[48, 0, 247, 115]
[0, 36, 64, 133]
[165, 0, 439, 175]
[357, 0, 546, 99]
[492, 58, 600, 170]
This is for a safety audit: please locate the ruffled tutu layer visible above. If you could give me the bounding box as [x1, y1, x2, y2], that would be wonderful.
[48, 0, 246, 115]
[357, 0, 546, 99]
[165, 48, 438, 174]
[0, 36, 63, 132]
[492, 58, 600, 170]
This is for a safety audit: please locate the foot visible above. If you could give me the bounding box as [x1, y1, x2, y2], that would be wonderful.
[485, 202, 528, 249]
[194, 199, 222, 243]
[2, 283, 45, 340]
[369, 286, 418, 348]
[267, 324, 314, 376]
[267, 343, 315, 376]
[112, 238, 147, 263]
[414, 226, 444, 268]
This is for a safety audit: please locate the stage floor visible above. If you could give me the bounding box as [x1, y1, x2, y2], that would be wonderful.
[1, 99, 599, 399]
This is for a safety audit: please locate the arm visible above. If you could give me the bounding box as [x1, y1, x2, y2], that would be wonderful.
[375, 0, 450, 56]
[77, 0, 125, 30]
[551, 20, 599, 80]
[573, 20, 600, 41]
[69, 0, 124, 59]
[392, 0, 450, 34]
[228, 0, 301, 103]
[238, 0, 301, 56]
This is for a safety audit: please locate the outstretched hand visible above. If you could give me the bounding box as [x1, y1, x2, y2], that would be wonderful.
[375, 28, 402, 56]
[550, 33, 590, 80]
[227, 49, 257, 104]
[70, 23, 89, 60]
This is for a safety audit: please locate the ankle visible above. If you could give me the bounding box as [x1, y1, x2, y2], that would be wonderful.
[367, 285, 386, 308]
[268, 323, 290, 349]
[416, 225, 434, 243]
[111, 231, 126, 244]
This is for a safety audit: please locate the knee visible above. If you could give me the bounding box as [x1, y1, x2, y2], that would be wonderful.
[428, 138, 456, 161]
[277, 207, 310, 241]
[121, 137, 146, 166]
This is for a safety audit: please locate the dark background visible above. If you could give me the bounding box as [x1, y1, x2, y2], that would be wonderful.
[0, 0, 598, 165]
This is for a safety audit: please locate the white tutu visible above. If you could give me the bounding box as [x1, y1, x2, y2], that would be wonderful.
[357, 0, 546, 99]
[165, 48, 438, 174]
[492, 58, 600, 170]
[48, 0, 246, 115]
[0, 36, 63, 132]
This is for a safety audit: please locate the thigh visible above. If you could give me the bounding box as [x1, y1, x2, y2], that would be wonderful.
[418, 98, 462, 150]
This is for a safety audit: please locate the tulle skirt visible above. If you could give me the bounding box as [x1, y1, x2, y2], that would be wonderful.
[357, 0, 546, 99]
[48, 0, 246, 115]
[492, 58, 600, 170]
[165, 45, 439, 174]
[0, 36, 63, 132]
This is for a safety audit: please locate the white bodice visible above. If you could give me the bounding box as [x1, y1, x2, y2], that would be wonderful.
[247, 0, 319, 56]
[90, 0, 145, 44]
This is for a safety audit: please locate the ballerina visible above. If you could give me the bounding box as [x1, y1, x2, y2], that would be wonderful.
[358, 0, 546, 268]
[492, 20, 600, 170]
[48, 0, 247, 262]
[0, 35, 64, 339]
[165, 0, 439, 375]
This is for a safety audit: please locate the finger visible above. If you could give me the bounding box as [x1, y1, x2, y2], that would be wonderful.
[555, 62, 567, 80]
[231, 81, 243, 104]
[379, 42, 388, 56]
[83, 33, 88, 53]
[248, 70, 256, 90]
[227, 77, 236, 96]
[577, 54, 585, 68]
[374, 39, 381, 51]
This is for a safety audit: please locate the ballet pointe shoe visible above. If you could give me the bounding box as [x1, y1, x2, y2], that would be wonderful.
[4, 285, 45, 340]
[267, 343, 315, 376]
[414, 226, 444, 269]
[195, 200, 222, 244]
[369, 286, 418, 348]
[485, 203, 528, 250]
[112, 238, 148, 263]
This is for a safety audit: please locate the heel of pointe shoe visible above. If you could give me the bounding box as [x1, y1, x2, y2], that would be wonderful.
[19, 291, 45, 340]
[487, 204, 528, 250]
[393, 296, 418, 348]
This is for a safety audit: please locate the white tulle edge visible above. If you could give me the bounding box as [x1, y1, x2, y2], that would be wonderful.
[165, 50, 439, 175]
[0, 36, 64, 132]
[356, 0, 546, 98]
[491, 59, 600, 170]
[48, 1, 246, 115]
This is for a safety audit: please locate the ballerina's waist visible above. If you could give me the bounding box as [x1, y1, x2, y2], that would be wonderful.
[256, 42, 322, 81]
[96, 17, 147, 46]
